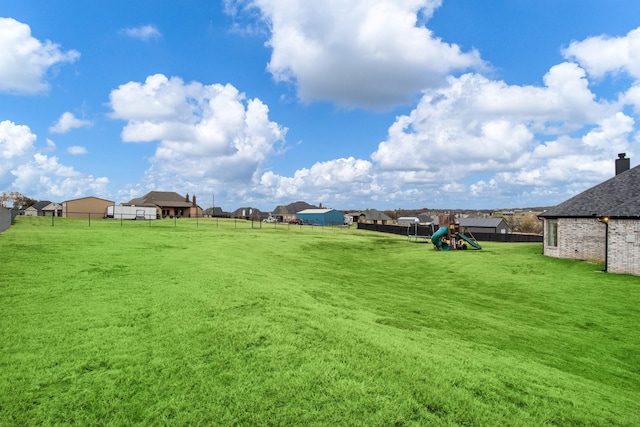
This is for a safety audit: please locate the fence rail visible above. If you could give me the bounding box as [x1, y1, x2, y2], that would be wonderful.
[356, 223, 542, 243]
[8, 214, 354, 231]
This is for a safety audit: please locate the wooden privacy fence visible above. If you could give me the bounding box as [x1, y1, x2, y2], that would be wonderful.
[0, 207, 20, 233]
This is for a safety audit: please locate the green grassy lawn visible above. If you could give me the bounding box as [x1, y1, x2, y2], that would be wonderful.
[1, 216, 639, 426]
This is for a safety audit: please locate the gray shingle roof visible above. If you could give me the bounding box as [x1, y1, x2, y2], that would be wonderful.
[126, 191, 193, 208]
[458, 218, 509, 228]
[230, 207, 265, 217]
[363, 209, 392, 221]
[271, 201, 318, 215]
[416, 213, 434, 224]
[30, 201, 52, 210]
[539, 165, 640, 218]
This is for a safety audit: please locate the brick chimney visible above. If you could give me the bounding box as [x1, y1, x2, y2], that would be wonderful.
[615, 153, 630, 175]
[192, 195, 197, 207]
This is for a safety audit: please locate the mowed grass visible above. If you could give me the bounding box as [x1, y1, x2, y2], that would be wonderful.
[1, 217, 639, 426]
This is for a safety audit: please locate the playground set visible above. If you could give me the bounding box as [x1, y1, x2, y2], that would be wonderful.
[431, 215, 482, 251]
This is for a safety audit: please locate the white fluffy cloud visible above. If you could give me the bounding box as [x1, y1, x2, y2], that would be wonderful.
[0, 17, 79, 94]
[258, 157, 376, 205]
[0, 120, 36, 186]
[67, 146, 88, 155]
[0, 121, 109, 200]
[49, 112, 93, 134]
[563, 27, 640, 80]
[564, 26, 640, 115]
[371, 63, 613, 177]
[11, 153, 109, 199]
[0, 120, 36, 161]
[241, 54, 637, 209]
[372, 83, 635, 206]
[120, 25, 162, 41]
[109, 74, 287, 185]
[279, 60, 631, 207]
[231, 0, 482, 108]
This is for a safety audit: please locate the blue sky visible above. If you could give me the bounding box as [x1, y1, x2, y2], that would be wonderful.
[1, 1, 639, 211]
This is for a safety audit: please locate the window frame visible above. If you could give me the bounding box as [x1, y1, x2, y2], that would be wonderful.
[547, 219, 558, 247]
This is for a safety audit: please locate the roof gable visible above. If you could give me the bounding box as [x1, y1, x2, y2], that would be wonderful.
[63, 196, 114, 204]
[231, 207, 264, 216]
[30, 201, 52, 210]
[540, 165, 640, 218]
[272, 201, 318, 214]
[363, 209, 392, 221]
[41, 202, 61, 210]
[416, 213, 434, 223]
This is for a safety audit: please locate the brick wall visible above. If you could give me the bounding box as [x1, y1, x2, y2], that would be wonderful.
[543, 218, 606, 262]
[543, 217, 640, 276]
[608, 219, 640, 276]
[558, 218, 606, 261]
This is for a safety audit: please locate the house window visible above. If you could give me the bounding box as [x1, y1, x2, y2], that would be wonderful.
[547, 219, 558, 247]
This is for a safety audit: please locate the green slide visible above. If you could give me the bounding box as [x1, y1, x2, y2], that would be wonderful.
[431, 226, 451, 251]
[457, 232, 482, 250]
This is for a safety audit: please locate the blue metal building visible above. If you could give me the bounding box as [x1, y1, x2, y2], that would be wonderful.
[296, 208, 345, 225]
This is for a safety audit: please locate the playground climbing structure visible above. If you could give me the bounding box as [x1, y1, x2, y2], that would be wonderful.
[432, 214, 482, 251]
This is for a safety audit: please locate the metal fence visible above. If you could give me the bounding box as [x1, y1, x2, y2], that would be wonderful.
[356, 223, 542, 243]
[13, 213, 352, 231]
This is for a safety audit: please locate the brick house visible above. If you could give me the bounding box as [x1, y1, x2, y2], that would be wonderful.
[124, 191, 203, 218]
[538, 154, 640, 275]
[358, 209, 392, 225]
[24, 201, 61, 217]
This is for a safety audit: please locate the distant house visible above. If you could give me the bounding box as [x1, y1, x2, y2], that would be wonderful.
[458, 218, 511, 234]
[23, 206, 37, 216]
[359, 209, 392, 225]
[125, 191, 203, 218]
[203, 207, 225, 217]
[231, 207, 266, 220]
[62, 196, 114, 218]
[41, 202, 62, 217]
[417, 213, 434, 225]
[271, 201, 318, 223]
[24, 201, 61, 217]
[538, 154, 640, 276]
[297, 208, 345, 225]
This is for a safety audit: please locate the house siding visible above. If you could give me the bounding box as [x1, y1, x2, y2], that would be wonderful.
[297, 209, 344, 225]
[543, 218, 606, 262]
[63, 197, 114, 218]
[24, 207, 39, 217]
[608, 219, 640, 276]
